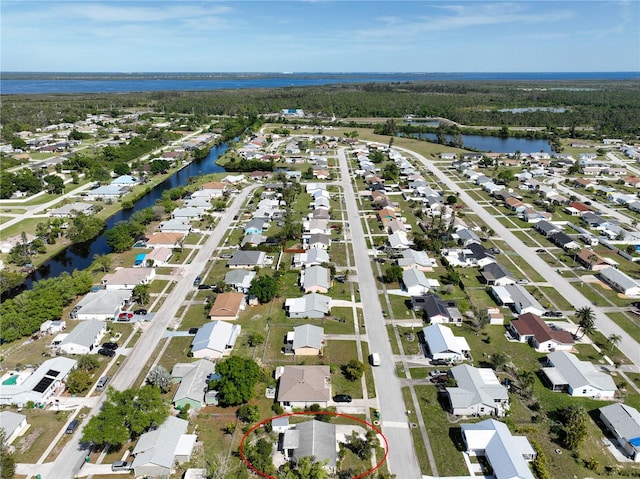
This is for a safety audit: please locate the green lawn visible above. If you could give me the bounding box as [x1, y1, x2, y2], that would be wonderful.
[401, 387, 434, 476]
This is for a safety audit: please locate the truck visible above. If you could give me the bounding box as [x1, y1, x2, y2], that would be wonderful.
[369, 353, 381, 366]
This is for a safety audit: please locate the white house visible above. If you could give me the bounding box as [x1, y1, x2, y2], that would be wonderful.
[0, 357, 77, 406]
[599, 403, 640, 461]
[0, 411, 28, 444]
[542, 351, 617, 399]
[402, 269, 432, 296]
[191, 321, 241, 359]
[446, 365, 509, 417]
[599, 267, 640, 296]
[71, 289, 131, 321]
[58, 320, 106, 355]
[285, 293, 331, 319]
[422, 324, 470, 363]
[101, 268, 155, 290]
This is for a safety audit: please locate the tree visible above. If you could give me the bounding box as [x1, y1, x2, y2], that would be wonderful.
[237, 404, 260, 424]
[150, 159, 171, 174]
[382, 264, 403, 284]
[559, 405, 588, 450]
[248, 275, 279, 304]
[66, 214, 105, 244]
[113, 162, 131, 176]
[91, 254, 112, 273]
[0, 430, 16, 479]
[105, 222, 136, 252]
[345, 430, 374, 460]
[132, 283, 150, 306]
[608, 333, 622, 351]
[146, 365, 171, 393]
[574, 306, 595, 339]
[342, 359, 365, 381]
[77, 354, 100, 371]
[519, 370, 536, 396]
[210, 356, 260, 407]
[44, 174, 65, 194]
[280, 456, 329, 479]
[247, 332, 264, 347]
[66, 368, 93, 394]
[490, 352, 508, 371]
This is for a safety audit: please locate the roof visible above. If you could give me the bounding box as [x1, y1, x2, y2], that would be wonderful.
[49, 202, 93, 215]
[447, 365, 508, 410]
[545, 351, 616, 392]
[292, 324, 324, 351]
[412, 293, 460, 320]
[503, 284, 545, 313]
[173, 359, 216, 405]
[228, 250, 265, 266]
[510, 313, 574, 345]
[461, 419, 535, 479]
[102, 268, 153, 286]
[224, 270, 256, 288]
[481, 262, 515, 282]
[208, 292, 245, 318]
[599, 403, 640, 447]
[0, 411, 27, 439]
[402, 268, 430, 291]
[308, 233, 330, 246]
[302, 265, 330, 290]
[74, 289, 131, 316]
[0, 357, 77, 406]
[285, 293, 331, 316]
[132, 416, 188, 470]
[277, 366, 331, 403]
[398, 249, 435, 268]
[304, 248, 330, 265]
[599, 267, 640, 291]
[422, 324, 470, 356]
[146, 232, 185, 246]
[191, 321, 241, 356]
[60, 320, 105, 347]
[286, 419, 337, 468]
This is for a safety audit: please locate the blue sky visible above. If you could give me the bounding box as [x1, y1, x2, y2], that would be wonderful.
[2, 1, 638, 72]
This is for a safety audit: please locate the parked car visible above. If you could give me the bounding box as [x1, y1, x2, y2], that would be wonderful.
[516, 279, 529, 285]
[536, 249, 546, 253]
[65, 420, 79, 434]
[96, 376, 110, 391]
[188, 327, 199, 335]
[111, 461, 132, 472]
[134, 309, 147, 315]
[193, 276, 201, 286]
[430, 375, 448, 384]
[101, 342, 118, 350]
[118, 312, 133, 320]
[333, 394, 352, 403]
[98, 348, 116, 357]
[197, 284, 211, 290]
[430, 359, 449, 366]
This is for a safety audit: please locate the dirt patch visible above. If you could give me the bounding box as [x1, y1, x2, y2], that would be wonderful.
[17, 427, 43, 454]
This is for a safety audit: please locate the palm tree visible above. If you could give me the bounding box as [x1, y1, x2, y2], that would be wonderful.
[608, 333, 622, 351]
[574, 306, 596, 339]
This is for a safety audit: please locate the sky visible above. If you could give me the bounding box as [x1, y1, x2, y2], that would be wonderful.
[1, 0, 639, 72]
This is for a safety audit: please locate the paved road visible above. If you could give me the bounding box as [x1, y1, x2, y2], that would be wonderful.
[338, 148, 422, 479]
[402, 147, 640, 368]
[23, 185, 257, 479]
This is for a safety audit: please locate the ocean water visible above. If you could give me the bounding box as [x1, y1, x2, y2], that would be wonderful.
[1, 71, 638, 95]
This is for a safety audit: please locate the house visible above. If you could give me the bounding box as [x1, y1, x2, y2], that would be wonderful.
[452, 227, 481, 246]
[286, 324, 324, 356]
[598, 403, 640, 461]
[172, 207, 204, 221]
[388, 231, 412, 250]
[131, 416, 195, 477]
[490, 284, 545, 316]
[241, 234, 268, 247]
[277, 366, 331, 408]
[446, 365, 509, 417]
[442, 244, 494, 268]
[191, 321, 241, 359]
[0, 233, 37, 254]
[402, 268, 432, 296]
[101, 268, 155, 290]
[509, 313, 574, 352]
[285, 293, 331, 318]
[244, 217, 268, 235]
[71, 289, 131, 321]
[292, 248, 330, 269]
[411, 293, 462, 324]
[534, 220, 561, 237]
[306, 233, 330, 250]
[576, 249, 615, 271]
[146, 232, 186, 249]
[207, 292, 245, 321]
[199, 181, 227, 197]
[146, 247, 173, 267]
[549, 231, 580, 251]
[301, 265, 331, 294]
[305, 218, 330, 235]
[159, 219, 192, 233]
[599, 267, 640, 296]
[422, 324, 470, 363]
[228, 250, 266, 269]
[39, 320, 66, 334]
[0, 357, 77, 407]
[281, 420, 337, 472]
[85, 185, 127, 200]
[0, 411, 28, 444]
[172, 359, 216, 411]
[111, 175, 139, 186]
[48, 202, 94, 218]
[461, 419, 536, 479]
[311, 208, 330, 220]
[481, 262, 516, 286]
[224, 270, 256, 293]
[58, 320, 107, 355]
[541, 351, 616, 399]
[398, 249, 436, 271]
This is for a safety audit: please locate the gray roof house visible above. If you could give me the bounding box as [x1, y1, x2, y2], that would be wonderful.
[191, 321, 241, 360]
[598, 403, 640, 461]
[224, 270, 256, 293]
[541, 351, 617, 399]
[598, 267, 640, 296]
[277, 365, 331, 408]
[281, 420, 337, 472]
[490, 284, 545, 316]
[58, 320, 106, 355]
[48, 202, 95, 218]
[301, 265, 331, 294]
[402, 268, 432, 296]
[131, 416, 195, 477]
[0, 357, 77, 407]
[411, 293, 462, 324]
[446, 365, 509, 417]
[292, 248, 331, 269]
[306, 233, 330, 250]
[72, 289, 131, 321]
[286, 324, 324, 356]
[0, 411, 28, 444]
[481, 262, 516, 286]
[461, 419, 536, 479]
[534, 220, 561, 237]
[285, 293, 331, 318]
[422, 324, 471, 362]
[398, 248, 436, 271]
[172, 359, 216, 411]
[227, 250, 266, 269]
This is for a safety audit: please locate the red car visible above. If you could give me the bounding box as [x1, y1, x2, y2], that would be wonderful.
[118, 312, 133, 319]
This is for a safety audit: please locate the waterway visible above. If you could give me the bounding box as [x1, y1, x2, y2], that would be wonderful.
[405, 132, 551, 154]
[21, 143, 228, 290]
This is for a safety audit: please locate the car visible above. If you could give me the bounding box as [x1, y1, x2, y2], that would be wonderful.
[516, 279, 529, 285]
[430, 375, 448, 384]
[431, 359, 449, 366]
[221, 254, 232, 259]
[488, 248, 501, 254]
[429, 370, 443, 377]
[333, 394, 352, 403]
[197, 284, 211, 290]
[233, 215, 239, 220]
[111, 461, 132, 472]
[96, 376, 110, 391]
[188, 327, 199, 335]
[65, 420, 79, 434]
[118, 312, 133, 319]
[101, 342, 118, 350]
[536, 249, 546, 253]
[584, 201, 592, 205]
[369, 353, 381, 366]
[193, 276, 201, 286]
[134, 309, 147, 315]
[544, 311, 563, 318]
[98, 348, 116, 357]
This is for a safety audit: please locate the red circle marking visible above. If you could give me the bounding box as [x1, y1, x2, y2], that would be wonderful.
[239, 411, 389, 479]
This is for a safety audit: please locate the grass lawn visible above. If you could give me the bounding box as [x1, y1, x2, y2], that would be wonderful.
[148, 279, 170, 294]
[536, 286, 574, 310]
[396, 325, 423, 355]
[401, 387, 434, 476]
[13, 408, 72, 463]
[179, 304, 209, 330]
[156, 336, 194, 371]
[605, 312, 640, 344]
[386, 293, 412, 319]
